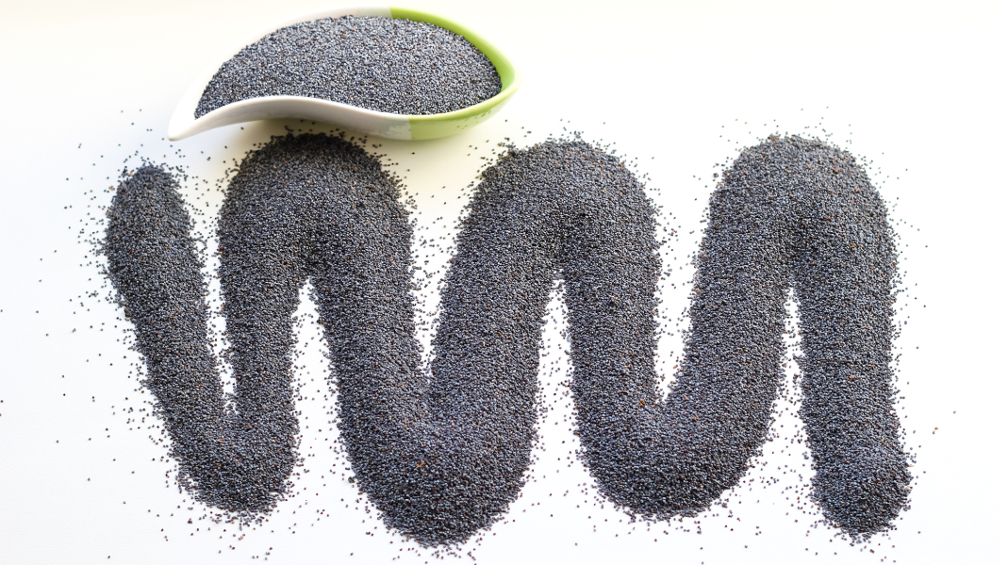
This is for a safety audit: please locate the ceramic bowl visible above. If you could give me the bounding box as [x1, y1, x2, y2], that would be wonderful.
[167, 5, 520, 141]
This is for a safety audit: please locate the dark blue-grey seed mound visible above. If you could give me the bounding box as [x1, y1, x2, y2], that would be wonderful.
[713, 135, 910, 536]
[469, 136, 908, 539]
[104, 164, 295, 516]
[555, 134, 910, 538]
[103, 133, 909, 546]
[194, 16, 502, 118]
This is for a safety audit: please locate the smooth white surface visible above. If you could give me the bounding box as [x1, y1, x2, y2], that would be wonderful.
[1, 1, 997, 564]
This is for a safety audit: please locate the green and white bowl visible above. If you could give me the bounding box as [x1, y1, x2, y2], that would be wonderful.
[167, 5, 520, 141]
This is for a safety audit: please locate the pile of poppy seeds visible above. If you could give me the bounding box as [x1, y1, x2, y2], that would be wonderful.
[194, 16, 502, 118]
[103, 133, 910, 546]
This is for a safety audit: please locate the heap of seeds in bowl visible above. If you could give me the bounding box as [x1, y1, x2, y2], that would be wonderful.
[195, 15, 502, 118]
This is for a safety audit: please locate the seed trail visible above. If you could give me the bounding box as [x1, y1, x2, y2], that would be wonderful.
[104, 133, 909, 546]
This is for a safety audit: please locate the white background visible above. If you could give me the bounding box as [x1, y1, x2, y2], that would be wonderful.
[1, 0, 998, 563]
